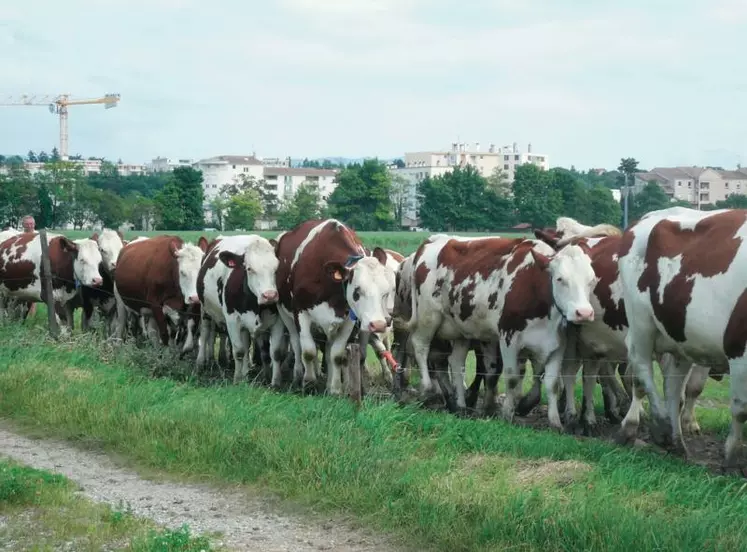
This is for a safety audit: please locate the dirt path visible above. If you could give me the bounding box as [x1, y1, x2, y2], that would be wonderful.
[0, 421, 406, 552]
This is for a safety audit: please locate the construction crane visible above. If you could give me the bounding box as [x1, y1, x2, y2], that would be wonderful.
[0, 93, 121, 160]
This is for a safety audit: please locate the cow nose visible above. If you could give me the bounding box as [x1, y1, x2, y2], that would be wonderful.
[261, 290, 279, 304]
[575, 307, 594, 322]
[369, 320, 387, 333]
[385, 315, 392, 327]
[92, 277, 103, 287]
[188, 294, 200, 305]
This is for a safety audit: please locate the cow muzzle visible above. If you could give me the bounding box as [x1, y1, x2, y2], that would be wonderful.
[91, 276, 103, 287]
[368, 320, 387, 333]
[260, 290, 279, 304]
[187, 294, 200, 305]
[573, 307, 595, 323]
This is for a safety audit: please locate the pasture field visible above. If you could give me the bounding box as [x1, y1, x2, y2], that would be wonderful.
[60, 229, 533, 256]
[0, 457, 218, 551]
[0, 316, 745, 552]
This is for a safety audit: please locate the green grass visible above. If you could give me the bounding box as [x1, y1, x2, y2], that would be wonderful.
[0, 457, 219, 551]
[59, 230, 531, 256]
[0, 321, 745, 552]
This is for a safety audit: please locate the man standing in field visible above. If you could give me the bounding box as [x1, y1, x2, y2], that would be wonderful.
[22, 215, 37, 318]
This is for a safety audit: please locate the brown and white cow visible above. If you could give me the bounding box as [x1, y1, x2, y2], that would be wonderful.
[113, 235, 207, 346]
[0, 232, 103, 324]
[405, 234, 600, 426]
[617, 206, 747, 469]
[195, 234, 281, 384]
[274, 219, 395, 394]
[533, 229, 711, 434]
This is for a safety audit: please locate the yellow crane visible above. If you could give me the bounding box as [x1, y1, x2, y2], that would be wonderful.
[0, 93, 121, 160]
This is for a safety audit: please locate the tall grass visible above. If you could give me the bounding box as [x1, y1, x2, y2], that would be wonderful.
[0, 322, 745, 552]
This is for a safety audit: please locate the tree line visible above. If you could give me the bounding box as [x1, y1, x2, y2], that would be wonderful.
[3, 151, 733, 233]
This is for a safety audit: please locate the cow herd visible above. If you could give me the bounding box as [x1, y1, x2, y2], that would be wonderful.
[1, 208, 746, 473]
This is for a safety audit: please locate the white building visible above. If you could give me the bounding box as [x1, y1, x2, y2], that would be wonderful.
[148, 157, 195, 173]
[392, 141, 550, 225]
[0, 159, 146, 177]
[194, 155, 266, 202]
[262, 167, 338, 203]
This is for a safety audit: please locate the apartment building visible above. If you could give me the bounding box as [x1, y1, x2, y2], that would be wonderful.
[392, 141, 549, 225]
[0, 158, 146, 177]
[262, 167, 338, 202]
[634, 166, 747, 207]
[148, 157, 195, 173]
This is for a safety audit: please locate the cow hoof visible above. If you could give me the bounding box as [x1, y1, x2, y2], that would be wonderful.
[615, 424, 638, 447]
[682, 420, 701, 436]
[563, 414, 580, 435]
[648, 416, 673, 448]
[581, 420, 598, 437]
[604, 408, 623, 425]
[515, 396, 538, 417]
[720, 464, 747, 478]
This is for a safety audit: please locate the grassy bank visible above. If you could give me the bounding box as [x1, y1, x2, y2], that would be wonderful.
[59, 230, 531, 256]
[0, 457, 217, 551]
[0, 322, 744, 552]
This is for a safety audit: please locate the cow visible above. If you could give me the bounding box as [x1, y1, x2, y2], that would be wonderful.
[113, 235, 208, 347]
[617, 206, 747, 470]
[532, 229, 711, 434]
[0, 232, 103, 325]
[274, 219, 395, 395]
[195, 234, 281, 384]
[404, 234, 602, 427]
[75, 229, 126, 333]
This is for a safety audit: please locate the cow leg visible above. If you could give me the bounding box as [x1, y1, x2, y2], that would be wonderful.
[598, 361, 623, 423]
[81, 299, 94, 332]
[358, 330, 371, 379]
[541, 347, 568, 431]
[445, 339, 470, 413]
[619, 322, 663, 446]
[618, 362, 633, 398]
[659, 354, 691, 456]
[516, 359, 543, 416]
[560, 359, 582, 433]
[724, 359, 747, 470]
[149, 307, 170, 347]
[268, 318, 287, 388]
[195, 317, 212, 373]
[328, 321, 356, 396]
[409, 320, 441, 399]
[296, 312, 322, 389]
[391, 327, 410, 396]
[113, 285, 128, 342]
[230, 329, 252, 385]
[498, 342, 523, 422]
[580, 359, 602, 433]
[278, 307, 304, 388]
[181, 317, 196, 357]
[466, 342, 490, 410]
[680, 364, 708, 435]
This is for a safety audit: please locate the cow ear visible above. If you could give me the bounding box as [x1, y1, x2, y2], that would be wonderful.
[116, 230, 124, 241]
[533, 229, 559, 250]
[372, 247, 388, 266]
[324, 261, 350, 283]
[269, 238, 278, 249]
[197, 236, 209, 253]
[530, 248, 551, 270]
[219, 251, 244, 269]
[90, 232, 99, 241]
[59, 237, 79, 253]
[169, 238, 181, 258]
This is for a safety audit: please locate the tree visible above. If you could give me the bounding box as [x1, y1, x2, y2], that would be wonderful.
[37, 150, 50, 163]
[26, 150, 38, 163]
[0, 165, 37, 227]
[225, 189, 262, 231]
[486, 166, 512, 198]
[33, 161, 84, 228]
[327, 159, 395, 230]
[392, 158, 405, 169]
[586, 186, 622, 225]
[617, 157, 640, 190]
[277, 183, 324, 229]
[209, 195, 230, 230]
[389, 173, 412, 226]
[50, 147, 61, 162]
[716, 194, 747, 209]
[512, 164, 562, 228]
[126, 194, 156, 231]
[629, 181, 671, 221]
[549, 168, 590, 222]
[154, 180, 185, 230]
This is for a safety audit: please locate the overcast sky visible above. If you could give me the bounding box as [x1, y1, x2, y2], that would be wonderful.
[2, 0, 746, 170]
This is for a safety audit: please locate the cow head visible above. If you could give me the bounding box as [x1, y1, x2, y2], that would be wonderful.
[169, 239, 204, 305]
[94, 229, 125, 273]
[63, 237, 104, 288]
[324, 254, 394, 333]
[530, 243, 598, 324]
[218, 237, 279, 305]
[372, 247, 398, 317]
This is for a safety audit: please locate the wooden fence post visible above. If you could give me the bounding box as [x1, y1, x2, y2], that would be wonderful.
[38, 229, 60, 339]
[346, 343, 362, 406]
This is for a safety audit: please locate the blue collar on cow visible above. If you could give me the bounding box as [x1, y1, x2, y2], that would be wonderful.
[74, 278, 81, 290]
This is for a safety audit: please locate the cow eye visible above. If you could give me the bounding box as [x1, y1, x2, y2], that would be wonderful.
[556, 277, 563, 283]
[352, 287, 361, 301]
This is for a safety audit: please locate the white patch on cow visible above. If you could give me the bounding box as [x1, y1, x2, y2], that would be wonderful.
[97, 229, 124, 273]
[174, 243, 203, 304]
[655, 254, 684, 306]
[72, 238, 104, 288]
[546, 244, 598, 324]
